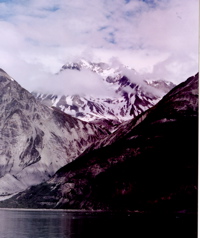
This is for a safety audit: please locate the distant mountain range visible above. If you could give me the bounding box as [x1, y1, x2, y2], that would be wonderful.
[1, 70, 198, 213]
[32, 60, 175, 131]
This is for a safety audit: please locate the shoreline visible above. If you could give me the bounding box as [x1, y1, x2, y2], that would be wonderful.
[0, 207, 197, 216]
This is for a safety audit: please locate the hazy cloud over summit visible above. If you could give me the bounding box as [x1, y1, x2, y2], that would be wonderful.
[0, 0, 198, 94]
[30, 68, 116, 97]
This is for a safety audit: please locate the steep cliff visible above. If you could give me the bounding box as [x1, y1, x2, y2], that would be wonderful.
[0, 69, 108, 198]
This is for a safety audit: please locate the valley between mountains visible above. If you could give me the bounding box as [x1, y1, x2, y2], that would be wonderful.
[0, 63, 198, 213]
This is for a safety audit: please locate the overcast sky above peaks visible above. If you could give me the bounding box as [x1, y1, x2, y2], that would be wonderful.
[0, 0, 198, 95]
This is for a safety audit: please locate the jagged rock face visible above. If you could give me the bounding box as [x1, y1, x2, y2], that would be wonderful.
[4, 73, 197, 211]
[0, 69, 108, 198]
[33, 60, 175, 131]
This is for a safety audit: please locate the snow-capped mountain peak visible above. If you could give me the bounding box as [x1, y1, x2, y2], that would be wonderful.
[33, 59, 176, 131]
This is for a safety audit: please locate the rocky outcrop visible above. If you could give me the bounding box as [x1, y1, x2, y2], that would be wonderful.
[2, 73, 198, 212]
[0, 69, 108, 198]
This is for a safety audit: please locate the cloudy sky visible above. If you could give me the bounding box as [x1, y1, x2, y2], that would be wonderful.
[0, 0, 198, 95]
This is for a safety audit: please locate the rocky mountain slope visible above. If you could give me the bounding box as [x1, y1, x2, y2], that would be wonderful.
[33, 60, 175, 131]
[0, 69, 108, 199]
[2, 73, 198, 212]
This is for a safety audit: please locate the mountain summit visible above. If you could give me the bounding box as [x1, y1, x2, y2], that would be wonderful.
[33, 60, 175, 131]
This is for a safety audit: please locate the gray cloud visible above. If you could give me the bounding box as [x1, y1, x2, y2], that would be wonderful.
[23, 68, 116, 97]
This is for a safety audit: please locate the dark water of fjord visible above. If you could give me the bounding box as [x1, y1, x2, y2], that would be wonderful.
[0, 209, 197, 238]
